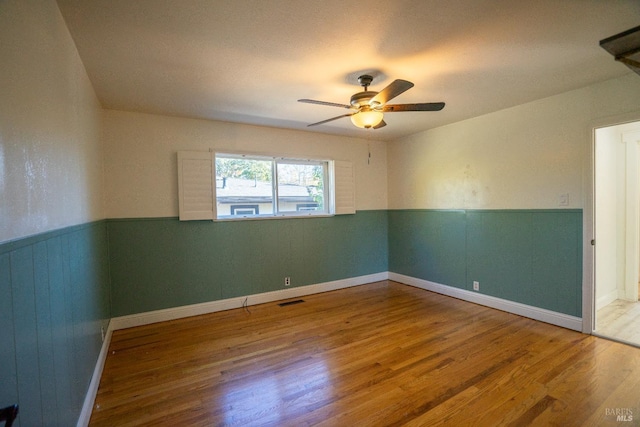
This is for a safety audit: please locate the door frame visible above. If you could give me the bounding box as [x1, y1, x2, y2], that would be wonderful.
[585, 111, 640, 334]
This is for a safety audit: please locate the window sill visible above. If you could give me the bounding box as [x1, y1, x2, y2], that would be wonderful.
[214, 213, 335, 222]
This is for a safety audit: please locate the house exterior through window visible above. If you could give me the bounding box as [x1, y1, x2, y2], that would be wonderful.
[215, 154, 328, 219]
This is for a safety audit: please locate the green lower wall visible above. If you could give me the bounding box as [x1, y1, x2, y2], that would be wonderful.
[107, 210, 390, 316]
[0, 221, 111, 427]
[108, 209, 582, 318]
[0, 208, 583, 425]
[388, 209, 583, 317]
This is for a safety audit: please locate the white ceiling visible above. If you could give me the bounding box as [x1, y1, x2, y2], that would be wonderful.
[56, 0, 640, 141]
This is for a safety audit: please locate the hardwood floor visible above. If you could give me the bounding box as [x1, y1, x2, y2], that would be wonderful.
[90, 281, 640, 426]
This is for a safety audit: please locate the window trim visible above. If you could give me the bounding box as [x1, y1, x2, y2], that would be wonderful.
[177, 150, 355, 222]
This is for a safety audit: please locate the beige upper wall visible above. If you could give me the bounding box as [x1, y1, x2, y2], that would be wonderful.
[4, 0, 639, 239]
[387, 73, 640, 210]
[0, 0, 104, 243]
[104, 73, 640, 217]
[102, 110, 388, 218]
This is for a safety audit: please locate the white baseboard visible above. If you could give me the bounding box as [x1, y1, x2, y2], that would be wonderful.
[596, 289, 619, 310]
[77, 320, 114, 427]
[388, 272, 583, 332]
[110, 272, 389, 330]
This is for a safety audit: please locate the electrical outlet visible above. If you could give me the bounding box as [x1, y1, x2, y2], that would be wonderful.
[473, 281, 480, 291]
[284, 277, 291, 286]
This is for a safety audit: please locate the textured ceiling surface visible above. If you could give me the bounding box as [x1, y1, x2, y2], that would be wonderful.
[56, 0, 639, 140]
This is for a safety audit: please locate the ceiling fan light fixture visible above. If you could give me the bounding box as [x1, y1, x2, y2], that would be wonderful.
[350, 110, 384, 129]
[300, 75, 444, 128]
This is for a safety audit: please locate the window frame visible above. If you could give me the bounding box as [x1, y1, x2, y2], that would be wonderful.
[214, 152, 331, 221]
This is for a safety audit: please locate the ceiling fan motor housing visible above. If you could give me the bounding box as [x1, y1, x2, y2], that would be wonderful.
[350, 91, 378, 108]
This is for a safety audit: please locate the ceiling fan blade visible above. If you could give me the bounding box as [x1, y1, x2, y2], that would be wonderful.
[382, 102, 445, 112]
[369, 79, 414, 106]
[373, 120, 387, 129]
[298, 99, 352, 109]
[307, 113, 354, 127]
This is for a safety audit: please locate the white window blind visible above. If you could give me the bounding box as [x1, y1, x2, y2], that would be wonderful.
[177, 151, 215, 220]
[334, 160, 356, 215]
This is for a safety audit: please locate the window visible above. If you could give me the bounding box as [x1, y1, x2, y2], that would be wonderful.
[177, 151, 354, 221]
[215, 154, 328, 219]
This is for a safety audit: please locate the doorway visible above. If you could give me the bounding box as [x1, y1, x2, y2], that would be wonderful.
[593, 121, 640, 346]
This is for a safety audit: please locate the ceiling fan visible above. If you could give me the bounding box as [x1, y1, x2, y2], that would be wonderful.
[298, 75, 445, 129]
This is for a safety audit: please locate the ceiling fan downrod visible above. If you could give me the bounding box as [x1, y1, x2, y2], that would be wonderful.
[358, 74, 374, 90]
[351, 75, 378, 108]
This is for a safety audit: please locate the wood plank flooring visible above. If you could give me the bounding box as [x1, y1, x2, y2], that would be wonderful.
[89, 281, 640, 426]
